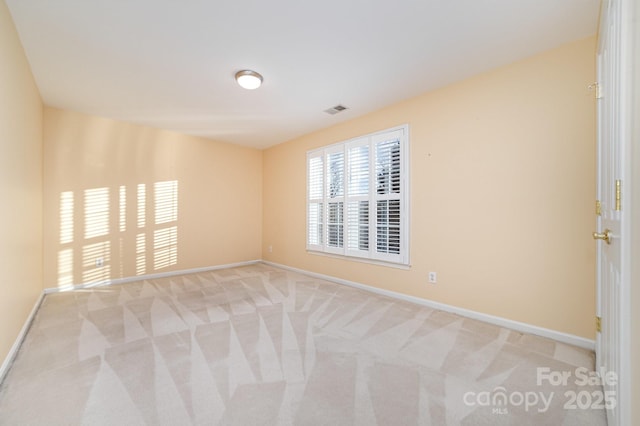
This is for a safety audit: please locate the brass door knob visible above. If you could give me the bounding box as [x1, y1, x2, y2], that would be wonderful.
[593, 229, 611, 244]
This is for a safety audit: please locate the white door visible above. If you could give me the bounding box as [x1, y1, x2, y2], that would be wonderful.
[594, 0, 631, 425]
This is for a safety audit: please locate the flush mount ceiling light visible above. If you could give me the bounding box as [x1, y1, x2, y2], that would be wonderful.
[235, 70, 263, 90]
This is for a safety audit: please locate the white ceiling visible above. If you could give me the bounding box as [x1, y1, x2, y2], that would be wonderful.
[6, 0, 599, 149]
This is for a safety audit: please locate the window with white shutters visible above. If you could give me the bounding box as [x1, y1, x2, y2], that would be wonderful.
[306, 125, 409, 265]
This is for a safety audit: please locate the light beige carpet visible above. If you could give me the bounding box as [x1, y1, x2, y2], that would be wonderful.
[0, 264, 607, 425]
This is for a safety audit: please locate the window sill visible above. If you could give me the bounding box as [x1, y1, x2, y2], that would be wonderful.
[306, 250, 411, 270]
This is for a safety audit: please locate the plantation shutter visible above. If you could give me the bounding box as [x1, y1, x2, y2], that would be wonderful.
[373, 130, 404, 262]
[346, 139, 370, 256]
[307, 152, 324, 250]
[306, 125, 408, 266]
[325, 146, 344, 253]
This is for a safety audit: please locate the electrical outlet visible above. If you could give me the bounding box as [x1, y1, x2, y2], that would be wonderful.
[95, 258, 104, 267]
[268, 245, 273, 253]
[428, 272, 437, 284]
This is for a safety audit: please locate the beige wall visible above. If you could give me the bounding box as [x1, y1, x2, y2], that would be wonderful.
[263, 37, 597, 339]
[0, 0, 43, 364]
[43, 108, 262, 289]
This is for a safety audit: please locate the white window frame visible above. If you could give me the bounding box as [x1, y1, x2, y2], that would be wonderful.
[306, 125, 409, 266]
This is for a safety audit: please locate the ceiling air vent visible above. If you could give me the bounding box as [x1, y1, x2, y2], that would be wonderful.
[324, 104, 348, 115]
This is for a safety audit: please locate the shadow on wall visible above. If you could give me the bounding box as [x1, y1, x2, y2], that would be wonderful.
[56, 180, 179, 289]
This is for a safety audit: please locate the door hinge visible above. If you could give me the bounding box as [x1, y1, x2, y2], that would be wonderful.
[595, 200, 601, 216]
[615, 180, 621, 211]
[596, 316, 602, 333]
[589, 82, 602, 99]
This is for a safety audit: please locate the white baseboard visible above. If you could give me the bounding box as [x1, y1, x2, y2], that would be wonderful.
[43, 260, 262, 294]
[262, 261, 595, 351]
[0, 292, 45, 385]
